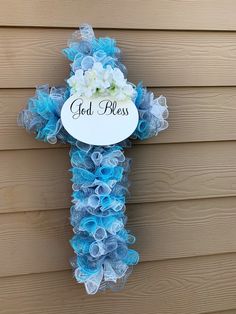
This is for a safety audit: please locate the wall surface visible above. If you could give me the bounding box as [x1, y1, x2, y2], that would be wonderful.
[1, 1, 236, 313]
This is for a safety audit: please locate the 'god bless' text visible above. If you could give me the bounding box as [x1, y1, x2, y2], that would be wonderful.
[70, 98, 129, 119]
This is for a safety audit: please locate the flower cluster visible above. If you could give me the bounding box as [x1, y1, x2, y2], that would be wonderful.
[67, 62, 136, 101]
[69, 143, 139, 294]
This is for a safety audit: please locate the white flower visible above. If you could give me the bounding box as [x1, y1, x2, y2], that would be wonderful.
[67, 61, 135, 100]
[92, 62, 104, 74]
[122, 83, 135, 98]
[112, 68, 125, 87]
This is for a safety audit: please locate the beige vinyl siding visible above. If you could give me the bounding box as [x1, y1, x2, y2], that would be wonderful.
[2, 29, 236, 88]
[1, 1, 236, 313]
[1, 0, 236, 30]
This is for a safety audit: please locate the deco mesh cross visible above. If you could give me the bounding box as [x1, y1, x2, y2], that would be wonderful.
[18, 24, 168, 294]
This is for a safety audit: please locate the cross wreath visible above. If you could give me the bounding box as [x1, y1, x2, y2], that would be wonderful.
[18, 24, 168, 294]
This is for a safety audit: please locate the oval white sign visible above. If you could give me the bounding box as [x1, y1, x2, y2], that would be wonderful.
[61, 94, 139, 146]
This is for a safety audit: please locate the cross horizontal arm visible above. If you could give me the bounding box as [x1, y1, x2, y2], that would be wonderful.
[18, 84, 75, 144]
[132, 82, 168, 141]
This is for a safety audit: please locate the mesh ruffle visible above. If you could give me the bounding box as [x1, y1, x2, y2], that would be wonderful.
[63, 23, 127, 77]
[17, 85, 76, 145]
[133, 82, 169, 140]
[69, 143, 139, 294]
